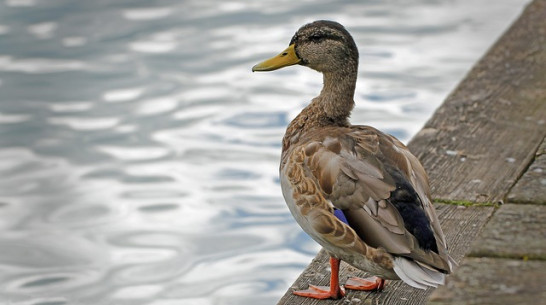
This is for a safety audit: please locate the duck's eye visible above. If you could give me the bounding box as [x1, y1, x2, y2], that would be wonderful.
[309, 34, 324, 42]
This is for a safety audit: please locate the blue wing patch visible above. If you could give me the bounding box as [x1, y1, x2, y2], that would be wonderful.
[334, 208, 349, 224]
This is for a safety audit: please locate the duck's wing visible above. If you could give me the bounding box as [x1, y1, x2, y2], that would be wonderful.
[302, 126, 453, 274]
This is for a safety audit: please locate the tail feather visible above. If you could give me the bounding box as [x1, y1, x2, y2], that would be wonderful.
[393, 257, 446, 289]
[447, 254, 458, 271]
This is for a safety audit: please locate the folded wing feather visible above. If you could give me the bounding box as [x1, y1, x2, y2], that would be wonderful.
[301, 126, 454, 288]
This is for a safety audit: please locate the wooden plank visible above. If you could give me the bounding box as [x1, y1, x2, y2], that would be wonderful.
[428, 258, 546, 305]
[276, 204, 494, 305]
[507, 137, 546, 204]
[468, 203, 546, 260]
[407, 0, 546, 203]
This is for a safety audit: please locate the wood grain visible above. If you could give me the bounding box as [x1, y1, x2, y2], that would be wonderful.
[507, 137, 546, 204]
[407, 0, 546, 203]
[428, 258, 546, 305]
[468, 203, 546, 260]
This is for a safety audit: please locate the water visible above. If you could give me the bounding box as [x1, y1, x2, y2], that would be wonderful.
[0, 0, 527, 304]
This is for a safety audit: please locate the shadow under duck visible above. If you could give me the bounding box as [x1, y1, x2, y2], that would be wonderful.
[252, 20, 454, 300]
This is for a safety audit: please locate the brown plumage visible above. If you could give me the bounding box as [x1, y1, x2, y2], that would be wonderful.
[253, 20, 454, 299]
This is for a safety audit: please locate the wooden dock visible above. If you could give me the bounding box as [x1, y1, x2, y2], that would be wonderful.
[277, 0, 546, 304]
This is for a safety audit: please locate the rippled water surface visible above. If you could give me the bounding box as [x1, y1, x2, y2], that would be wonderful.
[0, 0, 527, 304]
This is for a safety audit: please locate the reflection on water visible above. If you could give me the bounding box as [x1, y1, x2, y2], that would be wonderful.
[0, 0, 526, 304]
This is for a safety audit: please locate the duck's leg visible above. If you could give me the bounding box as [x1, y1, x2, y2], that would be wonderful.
[293, 257, 345, 299]
[345, 276, 386, 291]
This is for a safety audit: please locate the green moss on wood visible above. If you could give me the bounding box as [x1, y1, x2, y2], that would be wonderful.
[434, 198, 497, 207]
[468, 251, 546, 261]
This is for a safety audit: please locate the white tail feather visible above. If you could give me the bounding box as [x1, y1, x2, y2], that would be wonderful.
[393, 257, 446, 289]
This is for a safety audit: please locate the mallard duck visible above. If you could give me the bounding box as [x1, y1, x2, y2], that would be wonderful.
[252, 20, 454, 299]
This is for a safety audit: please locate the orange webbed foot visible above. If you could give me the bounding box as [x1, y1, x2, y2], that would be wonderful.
[293, 257, 346, 299]
[293, 284, 345, 299]
[345, 276, 386, 291]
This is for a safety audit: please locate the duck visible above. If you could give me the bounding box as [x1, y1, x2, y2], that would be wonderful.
[252, 20, 454, 300]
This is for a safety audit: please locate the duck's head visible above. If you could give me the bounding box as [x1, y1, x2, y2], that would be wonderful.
[252, 20, 359, 74]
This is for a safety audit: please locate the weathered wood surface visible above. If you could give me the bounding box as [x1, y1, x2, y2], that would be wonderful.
[425, 2, 546, 304]
[429, 202, 546, 304]
[507, 137, 546, 204]
[428, 258, 546, 305]
[468, 203, 546, 260]
[276, 205, 494, 305]
[407, 0, 546, 203]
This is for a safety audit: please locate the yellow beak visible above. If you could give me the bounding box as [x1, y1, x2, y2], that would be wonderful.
[252, 44, 301, 72]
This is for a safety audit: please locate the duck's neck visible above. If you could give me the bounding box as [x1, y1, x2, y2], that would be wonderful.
[282, 68, 357, 153]
[315, 70, 357, 122]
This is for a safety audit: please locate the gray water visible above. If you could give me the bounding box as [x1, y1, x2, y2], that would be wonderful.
[0, 0, 526, 304]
